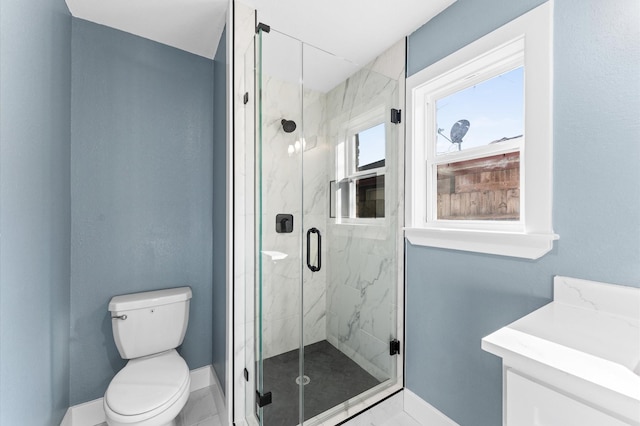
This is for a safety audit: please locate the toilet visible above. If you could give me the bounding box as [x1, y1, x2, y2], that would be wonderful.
[104, 287, 192, 426]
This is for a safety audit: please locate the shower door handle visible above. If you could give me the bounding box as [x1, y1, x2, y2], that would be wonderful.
[306, 227, 321, 272]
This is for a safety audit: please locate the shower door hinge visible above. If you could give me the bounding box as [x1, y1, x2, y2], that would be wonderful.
[243, 92, 249, 105]
[390, 339, 401, 356]
[256, 390, 272, 407]
[244, 368, 249, 381]
[256, 22, 271, 33]
[391, 108, 402, 124]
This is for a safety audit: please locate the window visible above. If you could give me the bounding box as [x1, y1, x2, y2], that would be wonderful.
[433, 66, 523, 222]
[405, 2, 557, 259]
[333, 109, 386, 222]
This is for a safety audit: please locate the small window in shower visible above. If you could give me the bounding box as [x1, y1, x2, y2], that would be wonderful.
[331, 175, 385, 219]
[333, 109, 387, 222]
[350, 120, 385, 219]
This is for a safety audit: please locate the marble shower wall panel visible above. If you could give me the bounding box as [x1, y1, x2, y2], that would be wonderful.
[260, 74, 302, 359]
[325, 232, 397, 380]
[302, 87, 329, 350]
[324, 41, 405, 381]
[260, 74, 329, 358]
[302, 89, 329, 217]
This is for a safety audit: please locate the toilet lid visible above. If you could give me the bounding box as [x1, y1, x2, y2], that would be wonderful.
[105, 350, 189, 416]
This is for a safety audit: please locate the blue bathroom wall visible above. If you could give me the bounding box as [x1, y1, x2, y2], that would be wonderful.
[212, 26, 228, 393]
[70, 18, 215, 404]
[405, 1, 640, 425]
[407, 0, 546, 77]
[0, 0, 71, 423]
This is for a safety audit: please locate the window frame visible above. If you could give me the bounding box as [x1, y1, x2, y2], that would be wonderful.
[405, 1, 558, 259]
[425, 48, 524, 229]
[336, 107, 387, 224]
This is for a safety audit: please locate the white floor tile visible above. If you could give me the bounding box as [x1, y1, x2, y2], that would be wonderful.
[177, 386, 219, 426]
[380, 412, 422, 426]
[341, 392, 426, 426]
[196, 414, 222, 426]
[342, 393, 404, 426]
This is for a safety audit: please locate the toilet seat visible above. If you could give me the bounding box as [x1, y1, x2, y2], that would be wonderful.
[104, 349, 190, 425]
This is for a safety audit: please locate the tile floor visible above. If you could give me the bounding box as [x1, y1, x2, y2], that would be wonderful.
[341, 393, 422, 426]
[95, 386, 420, 426]
[96, 385, 222, 426]
[175, 386, 223, 426]
[343, 409, 422, 426]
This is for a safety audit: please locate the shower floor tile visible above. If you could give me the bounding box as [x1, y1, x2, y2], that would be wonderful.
[261, 340, 381, 426]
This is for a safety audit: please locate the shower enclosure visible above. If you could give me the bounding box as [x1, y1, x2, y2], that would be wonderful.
[240, 20, 405, 426]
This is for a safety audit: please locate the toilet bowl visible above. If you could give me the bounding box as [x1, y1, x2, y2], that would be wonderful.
[104, 350, 190, 426]
[104, 287, 192, 426]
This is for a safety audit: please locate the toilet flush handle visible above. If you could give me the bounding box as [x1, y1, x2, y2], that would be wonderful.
[111, 314, 127, 320]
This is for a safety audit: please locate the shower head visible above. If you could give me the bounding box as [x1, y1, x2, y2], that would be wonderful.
[281, 119, 297, 133]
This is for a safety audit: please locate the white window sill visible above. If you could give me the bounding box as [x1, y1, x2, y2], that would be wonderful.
[404, 227, 558, 259]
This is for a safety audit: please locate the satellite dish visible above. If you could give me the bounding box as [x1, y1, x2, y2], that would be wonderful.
[450, 119, 470, 144]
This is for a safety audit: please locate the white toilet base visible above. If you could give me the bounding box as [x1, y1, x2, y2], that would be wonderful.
[104, 374, 190, 426]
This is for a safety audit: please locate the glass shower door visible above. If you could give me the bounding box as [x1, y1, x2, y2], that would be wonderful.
[300, 43, 400, 425]
[255, 26, 402, 426]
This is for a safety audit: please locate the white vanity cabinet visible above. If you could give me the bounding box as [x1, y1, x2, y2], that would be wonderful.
[505, 370, 629, 426]
[482, 276, 640, 426]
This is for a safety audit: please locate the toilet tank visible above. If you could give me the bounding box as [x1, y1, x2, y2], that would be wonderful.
[109, 287, 192, 359]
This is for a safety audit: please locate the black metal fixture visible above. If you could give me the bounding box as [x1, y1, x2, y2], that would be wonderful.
[256, 22, 271, 33]
[281, 119, 297, 133]
[256, 390, 272, 407]
[306, 228, 321, 272]
[276, 214, 293, 233]
[391, 108, 402, 124]
[390, 339, 401, 356]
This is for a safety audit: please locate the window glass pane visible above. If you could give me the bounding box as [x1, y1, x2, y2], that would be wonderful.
[436, 67, 523, 155]
[356, 123, 385, 171]
[339, 180, 350, 218]
[356, 175, 385, 218]
[329, 180, 351, 219]
[437, 152, 519, 220]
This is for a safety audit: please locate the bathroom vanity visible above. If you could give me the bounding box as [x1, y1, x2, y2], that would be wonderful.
[482, 276, 640, 426]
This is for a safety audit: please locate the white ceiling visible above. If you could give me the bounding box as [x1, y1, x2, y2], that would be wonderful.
[65, 0, 228, 59]
[65, 0, 455, 85]
[243, 0, 456, 67]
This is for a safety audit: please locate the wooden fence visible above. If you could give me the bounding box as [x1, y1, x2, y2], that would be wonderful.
[437, 152, 520, 220]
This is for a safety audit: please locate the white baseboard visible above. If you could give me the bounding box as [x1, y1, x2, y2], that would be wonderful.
[403, 389, 459, 426]
[189, 364, 216, 392]
[61, 364, 218, 426]
[60, 408, 73, 426]
[210, 370, 229, 426]
[60, 397, 104, 426]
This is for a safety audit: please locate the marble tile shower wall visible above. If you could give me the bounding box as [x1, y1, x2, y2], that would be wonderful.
[300, 90, 331, 349]
[324, 42, 404, 380]
[260, 76, 328, 358]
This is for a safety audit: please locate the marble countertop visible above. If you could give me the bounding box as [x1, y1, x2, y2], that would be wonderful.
[482, 276, 640, 423]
